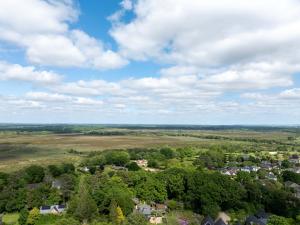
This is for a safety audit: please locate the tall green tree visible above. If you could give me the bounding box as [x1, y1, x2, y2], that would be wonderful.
[92, 175, 134, 215]
[27, 207, 40, 225]
[68, 179, 98, 223]
[18, 208, 29, 225]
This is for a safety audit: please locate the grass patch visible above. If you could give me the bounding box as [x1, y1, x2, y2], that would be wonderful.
[2, 213, 19, 225]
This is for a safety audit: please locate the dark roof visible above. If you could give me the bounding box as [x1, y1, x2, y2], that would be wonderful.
[201, 215, 215, 225]
[27, 183, 41, 190]
[138, 204, 151, 216]
[52, 180, 62, 187]
[215, 218, 227, 225]
[245, 215, 266, 225]
[58, 205, 65, 209]
[41, 206, 51, 210]
[255, 210, 269, 219]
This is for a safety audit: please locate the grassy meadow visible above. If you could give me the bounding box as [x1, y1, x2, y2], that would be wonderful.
[0, 125, 299, 172]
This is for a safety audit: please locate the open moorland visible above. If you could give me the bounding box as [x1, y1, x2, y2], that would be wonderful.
[0, 124, 299, 172]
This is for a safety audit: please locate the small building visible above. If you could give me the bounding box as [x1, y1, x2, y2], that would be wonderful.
[214, 218, 227, 225]
[149, 216, 163, 224]
[0, 214, 3, 225]
[240, 166, 260, 173]
[245, 210, 270, 225]
[260, 161, 273, 171]
[285, 181, 300, 199]
[136, 204, 152, 218]
[154, 204, 167, 214]
[285, 181, 300, 189]
[216, 212, 231, 225]
[134, 159, 148, 167]
[221, 167, 239, 176]
[265, 172, 277, 181]
[27, 183, 42, 190]
[201, 215, 215, 225]
[289, 167, 300, 174]
[83, 166, 90, 172]
[201, 214, 229, 225]
[288, 155, 300, 164]
[112, 165, 128, 171]
[40, 205, 66, 214]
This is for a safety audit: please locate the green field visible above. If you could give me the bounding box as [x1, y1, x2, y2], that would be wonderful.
[2, 213, 19, 225]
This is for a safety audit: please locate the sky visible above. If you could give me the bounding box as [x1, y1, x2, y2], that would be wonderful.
[0, 0, 300, 125]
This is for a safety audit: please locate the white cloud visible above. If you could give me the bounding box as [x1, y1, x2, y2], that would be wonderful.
[0, 61, 62, 84]
[0, 0, 127, 69]
[1, 0, 300, 123]
[110, 0, 300, 91]
[26, 92, 71, 102]
[121, 0, 133, 10]
[74, 97, 103, 106]
[279, 88, 300, 99]
[111, 0, 300, 64]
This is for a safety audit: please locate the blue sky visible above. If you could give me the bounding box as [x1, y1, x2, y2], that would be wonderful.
[0, 0, 300, 124]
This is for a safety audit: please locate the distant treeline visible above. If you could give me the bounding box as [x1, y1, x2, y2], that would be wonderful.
[0, 124, 300, 133]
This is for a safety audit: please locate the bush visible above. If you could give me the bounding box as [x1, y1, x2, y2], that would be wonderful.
[148, 159, 159, 168]
[160, 147, 175, 159]
[48, 165, 62, 177]
[126, 162, 140, 171]
[25, 165, 45, 183]
[105, 151, 130, 166]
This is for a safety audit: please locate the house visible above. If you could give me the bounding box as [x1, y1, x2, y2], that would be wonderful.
[51, 179, 62, 189]
[149, 216, 163, 224]
[265, 172, 277, 181]
[240, 166, 259, 173]
[201, 215, 227, 225]
[255, 210, 270, 225]
[154, 204, 167, 214]
[289, 167, 300, 174]
[215, 218, 227, 225]
[285, 181, 300, 189]
[40, 205, 66, 214]
[134, 159, 148, 167]
[27, 183, 42, 190]
[245, 210, 270, 225]
[288, 155, 300, 164]
[245, 215, 263, 225]
[112, 165, 128, 171]
[221, 167, 239, 176]
[136, 203, 152, 218]
[79, 166, 90, 172]
[260, 161, 273, 171]
[216, 212, 231, 225]
[201, 215, 215, 225]
[285, 181, 300, 199]
[250, 166, 260, 172]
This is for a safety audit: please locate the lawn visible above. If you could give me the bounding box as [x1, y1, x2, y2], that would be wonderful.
[2, 213, 19, 225]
